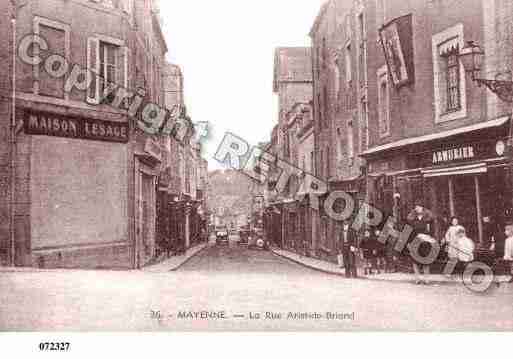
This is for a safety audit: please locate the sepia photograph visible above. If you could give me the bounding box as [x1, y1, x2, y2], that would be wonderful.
[0, 0, 513, 345]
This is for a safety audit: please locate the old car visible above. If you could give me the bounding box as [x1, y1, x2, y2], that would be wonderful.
[215, 226, 229, 245]
[238, 225, 251, 245]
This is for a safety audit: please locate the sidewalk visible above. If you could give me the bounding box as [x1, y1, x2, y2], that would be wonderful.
[271, 247, 512, 285]
[142, 242, 209, 272]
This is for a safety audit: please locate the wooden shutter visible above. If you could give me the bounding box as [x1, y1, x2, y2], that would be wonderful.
[117, 45, 129, 90]
[86, 37, 100, 104]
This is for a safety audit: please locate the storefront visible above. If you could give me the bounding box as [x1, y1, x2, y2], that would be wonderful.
[363, 117, 513, 247]
[17, 108, 133, 269]
[133, 135, 163, 268]
[265, 202, 284, 248]
[281, 200, 299, 252]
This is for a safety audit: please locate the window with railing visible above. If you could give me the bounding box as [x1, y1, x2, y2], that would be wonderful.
[445, 50, 461, 112]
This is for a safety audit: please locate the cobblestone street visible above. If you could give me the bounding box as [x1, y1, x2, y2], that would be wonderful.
[1, 237, 512, 332]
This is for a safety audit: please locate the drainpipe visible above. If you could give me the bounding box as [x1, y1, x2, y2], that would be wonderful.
[10, 15, 16, 267]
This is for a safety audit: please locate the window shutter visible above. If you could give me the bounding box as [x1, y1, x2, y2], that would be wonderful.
[87, 37, 100, 104]
[438, 56, 448, 114]
[117, 45, 129, 89]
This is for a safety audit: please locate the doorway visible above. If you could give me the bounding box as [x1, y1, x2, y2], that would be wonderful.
[452, 175, 479, 241]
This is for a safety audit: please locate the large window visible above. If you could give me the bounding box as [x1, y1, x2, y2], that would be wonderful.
[377, 65, 390, 137]
[87, 35, 128, 105]
[99, 41, 119, 94]
[432, 24, 467, 123]
[33, 17, 70, 99]
[357, 12, 367, 88]
[445, 50, 461, 112]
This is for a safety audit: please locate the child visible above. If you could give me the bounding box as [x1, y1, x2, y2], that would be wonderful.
[455, 226, 475, 263]
[444, 217, 461, 260]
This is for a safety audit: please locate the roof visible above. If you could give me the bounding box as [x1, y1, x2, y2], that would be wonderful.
[309, 2, 330, 37]
[273, 47, 313, 93]
[361, 116, 510, 157]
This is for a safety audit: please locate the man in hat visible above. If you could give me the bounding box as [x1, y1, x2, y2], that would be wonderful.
[407, 201, 436, 285]
[339, 220, 359, 278]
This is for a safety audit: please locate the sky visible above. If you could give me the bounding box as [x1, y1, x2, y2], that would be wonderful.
[159, 0, 322, 170]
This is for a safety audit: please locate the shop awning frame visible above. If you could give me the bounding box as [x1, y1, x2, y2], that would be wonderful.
[421, 162, 488, 178]
[361, 116, 510, 157]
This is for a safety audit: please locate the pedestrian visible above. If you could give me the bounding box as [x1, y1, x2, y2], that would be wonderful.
[374, 229, 386, 274]
[444, 216, 461, 260]
[407, 202, 436, 285]
[382, 220, 399, 273]
[339, 220, 358, 278]
[361, 230, 373, 276]
[336, 224, 345, 270]
[503, 224, 513, 282]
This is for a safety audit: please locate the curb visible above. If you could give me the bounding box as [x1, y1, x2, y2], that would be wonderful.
[168, 243, 210, 272]
[271, 249, 349, 279]
[271, 248, 511, 286]
[0, 243, 211, 274]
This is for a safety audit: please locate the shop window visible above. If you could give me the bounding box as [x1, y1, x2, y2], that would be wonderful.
[432, 24, 467, 123]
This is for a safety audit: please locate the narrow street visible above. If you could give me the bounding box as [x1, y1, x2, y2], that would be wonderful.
[1, 236, 512, 332]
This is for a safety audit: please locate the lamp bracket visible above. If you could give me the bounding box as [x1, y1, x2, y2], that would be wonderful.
[475, 78, 513, 103]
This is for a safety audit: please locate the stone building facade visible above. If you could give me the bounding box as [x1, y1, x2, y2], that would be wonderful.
[263, 0, 513, 266]
[0, 0, 16, 266]
[359, 0, 512, 247]
[0, 0, 206, 269]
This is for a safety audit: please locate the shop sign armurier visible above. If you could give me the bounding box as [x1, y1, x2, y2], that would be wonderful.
[410, 139, 507, 168]
[24, 111, 129, 143]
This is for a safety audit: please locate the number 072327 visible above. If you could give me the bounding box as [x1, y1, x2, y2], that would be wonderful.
[39, 342, 70, 351]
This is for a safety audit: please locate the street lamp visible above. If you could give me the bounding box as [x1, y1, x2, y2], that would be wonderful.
[459, 41, 513, 103]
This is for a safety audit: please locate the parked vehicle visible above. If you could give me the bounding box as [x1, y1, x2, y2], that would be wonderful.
[215, 226, 229, 245]
[239, 225, 251, 245]
[248, 228, 268, 250]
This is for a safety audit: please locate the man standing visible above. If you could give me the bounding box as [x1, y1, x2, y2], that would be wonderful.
[407, 202, 435, 285]
[339, 221, 359, 278]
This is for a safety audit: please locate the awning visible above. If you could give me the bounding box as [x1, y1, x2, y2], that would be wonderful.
[361, 116, 510, 157]
[421, 162, 487, 178]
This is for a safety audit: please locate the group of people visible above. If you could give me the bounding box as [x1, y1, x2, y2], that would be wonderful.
[360, 229, 397, 276]
[336, 201, 513, 284]
[336, 221, 398, 279]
